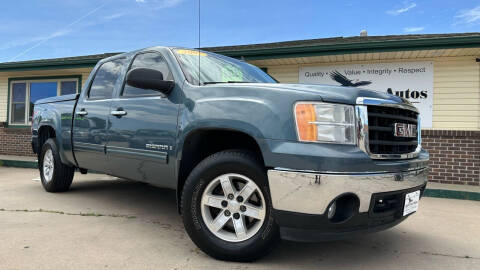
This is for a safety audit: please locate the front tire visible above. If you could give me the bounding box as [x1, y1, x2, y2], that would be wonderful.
[181, 150, 279, 262]
[39, 138, 75, 192]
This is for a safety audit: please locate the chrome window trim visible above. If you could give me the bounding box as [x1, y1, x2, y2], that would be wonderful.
[355, 97, 421, 160]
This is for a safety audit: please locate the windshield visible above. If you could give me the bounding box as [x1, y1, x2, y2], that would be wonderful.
[173, 49, 276, 85]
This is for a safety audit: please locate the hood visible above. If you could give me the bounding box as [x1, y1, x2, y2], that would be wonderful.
[249, 83, 405, 105]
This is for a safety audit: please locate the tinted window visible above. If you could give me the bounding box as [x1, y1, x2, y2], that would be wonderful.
[30, 82, 58, 121]
[61, 81, 77, 95]
[11, 83, 26, 123]
[122, 52, 173, 96]
[89, 59, 124, 99]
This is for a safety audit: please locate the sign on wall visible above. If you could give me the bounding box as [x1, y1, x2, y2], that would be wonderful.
[299, 61, 433, 127]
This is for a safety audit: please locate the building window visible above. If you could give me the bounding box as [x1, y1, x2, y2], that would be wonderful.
[9, 78, 80, 125]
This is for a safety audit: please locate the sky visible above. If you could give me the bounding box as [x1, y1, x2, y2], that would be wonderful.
[0, 0, 479, 63]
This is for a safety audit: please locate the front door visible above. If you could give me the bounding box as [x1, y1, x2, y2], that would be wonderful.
[73, 58, 126, 173]
[107, 52, 179, 187]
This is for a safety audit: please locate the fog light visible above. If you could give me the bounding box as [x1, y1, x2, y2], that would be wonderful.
[327, 202, 336, 219]
[327, 194, 359, 223]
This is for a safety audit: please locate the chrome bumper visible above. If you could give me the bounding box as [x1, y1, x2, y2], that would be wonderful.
[267, 167, 428, 214]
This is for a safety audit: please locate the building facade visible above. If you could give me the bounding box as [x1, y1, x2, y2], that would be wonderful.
[0, 33, 479, 185]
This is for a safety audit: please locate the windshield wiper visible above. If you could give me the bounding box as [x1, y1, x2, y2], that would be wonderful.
[202, 81, 255, 85]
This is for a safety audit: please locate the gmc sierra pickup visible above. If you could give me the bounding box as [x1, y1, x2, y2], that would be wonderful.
[32, 47, 429, 261]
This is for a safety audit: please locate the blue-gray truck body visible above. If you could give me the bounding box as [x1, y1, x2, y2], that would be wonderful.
[32, 46, 428, 243]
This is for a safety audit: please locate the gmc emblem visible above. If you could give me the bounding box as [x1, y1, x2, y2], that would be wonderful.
[394, 123, 417, 138]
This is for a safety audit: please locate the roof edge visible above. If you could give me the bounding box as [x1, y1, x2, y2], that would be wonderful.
[0, 53, 121, 72]
[205, 35, 480, 60]
[1, 34, 479, 71]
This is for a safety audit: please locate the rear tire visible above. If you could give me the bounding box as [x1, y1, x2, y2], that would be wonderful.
[39, 138, 75, 192]
[181, 150, 279, 262]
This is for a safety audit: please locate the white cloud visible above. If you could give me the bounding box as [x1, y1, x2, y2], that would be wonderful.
[50, 29, 71, 38]
[8, 3, 106, 61]
[387, 2, 417, 15]
[1, 29, 72, 52]
[404, 26, 424, 33]
[0, 37, 43, 51]
[135, 0, 183, 9]
[104, 12, 126, 20]
[162, 0, 183, 7]
[455, 6, 480, 24]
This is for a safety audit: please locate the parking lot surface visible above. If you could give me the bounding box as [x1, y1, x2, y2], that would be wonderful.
[0, 167, 479, 270]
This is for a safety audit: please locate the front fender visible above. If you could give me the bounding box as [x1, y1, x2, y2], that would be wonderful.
[179, 95, 296, 141]
[175, 95, 287, 174]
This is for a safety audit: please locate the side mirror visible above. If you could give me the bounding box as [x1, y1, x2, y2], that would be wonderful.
[126, 68, 174, 94]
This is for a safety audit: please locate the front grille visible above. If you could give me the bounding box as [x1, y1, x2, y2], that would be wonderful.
[367, 106, 418, 155]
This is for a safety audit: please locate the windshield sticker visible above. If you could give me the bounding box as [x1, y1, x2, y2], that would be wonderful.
[176, 49, 206, 56]
[221, 65, 243, 81]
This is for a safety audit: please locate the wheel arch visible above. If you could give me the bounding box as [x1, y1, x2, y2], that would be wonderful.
[37, 124, 73, 166]
[37, 125, 57, 154]
[175, 127, 267, 213]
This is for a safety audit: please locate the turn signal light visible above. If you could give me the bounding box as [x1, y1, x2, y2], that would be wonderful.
[295, 104, 317, 142]
[294, 102, 356, 144]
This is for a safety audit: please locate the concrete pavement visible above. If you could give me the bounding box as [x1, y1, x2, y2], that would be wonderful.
[0, 167, 479, 269]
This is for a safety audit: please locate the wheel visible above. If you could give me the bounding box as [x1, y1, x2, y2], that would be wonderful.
[39, 138, 75, 192]
[181, 150, 279, 262]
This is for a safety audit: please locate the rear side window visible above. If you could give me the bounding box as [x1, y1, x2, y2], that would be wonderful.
[122, 52, 173, 96]
[88, 58, 125, 99]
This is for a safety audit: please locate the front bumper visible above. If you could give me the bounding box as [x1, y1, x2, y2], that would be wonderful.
[267, 167, 428, 241]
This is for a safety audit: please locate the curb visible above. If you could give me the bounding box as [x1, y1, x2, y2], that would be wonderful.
[0, 160, 38, 169]
[423, 189, 480, 201]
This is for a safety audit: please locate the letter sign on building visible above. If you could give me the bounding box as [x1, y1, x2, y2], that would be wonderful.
[299, 62, 433, 127]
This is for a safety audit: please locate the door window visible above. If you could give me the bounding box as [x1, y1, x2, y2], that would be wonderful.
[122, 52, 173, 96]
[89, 58, 125, 99]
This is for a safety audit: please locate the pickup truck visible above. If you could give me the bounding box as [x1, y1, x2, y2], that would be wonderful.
[32, 47, 429, 261]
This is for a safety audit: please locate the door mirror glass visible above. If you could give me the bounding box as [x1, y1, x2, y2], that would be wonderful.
[126, 68, 174, 95]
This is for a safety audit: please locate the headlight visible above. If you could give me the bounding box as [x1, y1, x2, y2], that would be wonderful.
[294, 102, 356, 144]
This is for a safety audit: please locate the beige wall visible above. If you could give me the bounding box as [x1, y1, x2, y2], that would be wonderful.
[1, 55, 479, 130]
[0, 67, 93, 123]
[251, 56, 480, 130]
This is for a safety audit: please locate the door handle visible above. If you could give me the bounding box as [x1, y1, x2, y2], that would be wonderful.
[76, 109, 88, 116]
[111, 110, 127, 117]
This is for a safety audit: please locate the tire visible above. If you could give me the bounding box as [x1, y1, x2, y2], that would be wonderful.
[39, 138, 75, 192]
[181, 150, 279, 262]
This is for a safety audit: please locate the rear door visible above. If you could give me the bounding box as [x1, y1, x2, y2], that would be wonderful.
[73, 58, 125, 173]
[106, 51, 179, 186]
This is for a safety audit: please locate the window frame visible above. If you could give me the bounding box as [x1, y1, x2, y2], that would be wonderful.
[7, 76, 81, 126]
[120, 51, 174, 98]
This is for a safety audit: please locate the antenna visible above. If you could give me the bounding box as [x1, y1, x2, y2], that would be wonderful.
[198, 0, 201, 86]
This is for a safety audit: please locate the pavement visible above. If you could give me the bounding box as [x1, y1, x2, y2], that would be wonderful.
[0, 167, 479, 270]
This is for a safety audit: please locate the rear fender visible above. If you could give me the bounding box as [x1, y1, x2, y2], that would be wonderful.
[35, 103, 76, 167]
